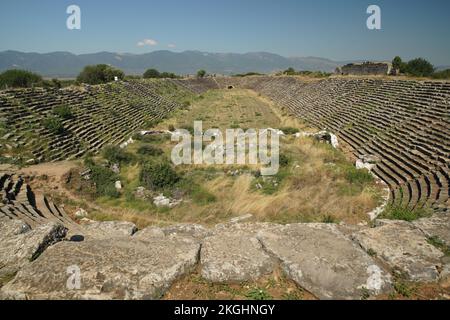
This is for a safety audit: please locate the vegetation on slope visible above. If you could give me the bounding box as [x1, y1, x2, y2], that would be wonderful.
[0, 69, 42, 89]
[77, 64, 125, 85]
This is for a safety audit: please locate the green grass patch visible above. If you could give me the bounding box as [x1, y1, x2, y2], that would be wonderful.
[280, 127, 300, 135]
[103, 145, 134, 164]
[380, 205, 431, 222]
[427, 236, 450, 256]
[245, 288, 273, 300]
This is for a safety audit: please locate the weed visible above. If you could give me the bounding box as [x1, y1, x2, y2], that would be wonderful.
[427, 236, 450, 256]
[245, 288, 273, 300]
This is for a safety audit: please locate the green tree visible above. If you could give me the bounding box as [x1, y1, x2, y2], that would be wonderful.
[392, 56, 403, 70]
[0, 69, 42, 89]
[160, 72, 178, 79]
[405, 58, 434, 77]
[197, 70, 207, 78]
[143, 69, 161, 79]
[77, 64, 124, 85]
[284, 67, 296, 75]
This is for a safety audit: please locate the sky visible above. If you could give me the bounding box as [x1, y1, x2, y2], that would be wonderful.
[0, 0, 449, 65]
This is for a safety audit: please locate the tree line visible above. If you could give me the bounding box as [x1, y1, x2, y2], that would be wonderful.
[392, 56, 449, 78]
[0, 65, 209, 89]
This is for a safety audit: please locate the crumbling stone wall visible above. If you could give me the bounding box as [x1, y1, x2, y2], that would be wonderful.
[336, 62, 392, 76]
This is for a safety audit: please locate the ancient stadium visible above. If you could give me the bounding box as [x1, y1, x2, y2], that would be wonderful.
[1, 73, 449, 300]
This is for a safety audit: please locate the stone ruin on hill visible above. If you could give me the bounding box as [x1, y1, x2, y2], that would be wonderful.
[335, 62, 394, 76]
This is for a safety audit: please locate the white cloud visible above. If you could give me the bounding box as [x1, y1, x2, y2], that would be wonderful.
[168, 44, 176, 48]
[137, 39, 158, 47]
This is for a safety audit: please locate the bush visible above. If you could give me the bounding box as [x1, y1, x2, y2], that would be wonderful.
[0, 69, 42, 89]
[77, 64, 124, 85]
[345, 166, 373, 185]
[405, 58, 434, 77]
[102, 145, 133, 164]
[143, 69, 161, 79]
[43, 117, 64, 134]
[89, 164, 120, 198]
[160, 72, 178, 79]
[279, 154, 290, 167]
[280, 127, 299, 135]
[53, 105, 73, 120]
[432, 69, 450, 79]
[140, 161, 180, 190]
[197, 70, 206, 78]
[137, 145, 164, 157]
[168, 124, 175, 132]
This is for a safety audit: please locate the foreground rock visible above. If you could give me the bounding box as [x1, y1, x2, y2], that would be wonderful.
[413, 215, 450, 247]
[352, 220, 444, 281]
[201, 231, 275, 282]
[0, 219, 66, 279]
[81, 221, 138, 240]
[0, 233, 200, 300]
[257, 223, 392, 300]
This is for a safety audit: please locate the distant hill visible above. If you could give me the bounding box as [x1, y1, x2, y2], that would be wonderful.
[0, 50, 346, 78]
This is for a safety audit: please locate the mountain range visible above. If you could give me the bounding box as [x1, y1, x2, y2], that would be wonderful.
[0, 50, 351, 78]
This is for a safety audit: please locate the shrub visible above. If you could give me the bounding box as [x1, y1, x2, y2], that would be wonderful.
[197, 70, 206, 78]
[345, 166, 373, 185]
[102, 145, 133, 164]
[0, 69, 42, 89]
[77, 64, 124, 85]
[189, 184, 216, 205]
[405, 58, 434, 77]
[140, 161, 180, 190]
[168, 124, 175, 132]
[432, 69, 450, 79]
[53, 105, 73, 120]
[182, 100, 191, 108]
[137, 145, 164, 157]
[89, 164, 120, 198]
[280, 127, 299, 135]
[51, 78, 62, 89]
[160, 72, 178, 79]
[43, 117, 64, 134]
[279, 154, 290, 167]
[143, 69, 161, 79]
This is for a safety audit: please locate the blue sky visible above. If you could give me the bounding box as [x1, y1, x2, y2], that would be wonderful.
[1, 0, 449, 65]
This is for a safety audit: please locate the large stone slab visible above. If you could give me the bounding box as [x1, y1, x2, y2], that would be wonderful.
[257, 223, 392, 300]
[201, 231, 275, 283]
[0, 234, 200, 300]
[0, 219, 66, 278]
[81, 221, 138, 240]
[413, 215, 450, 247]
[352, 220, 444, 282]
